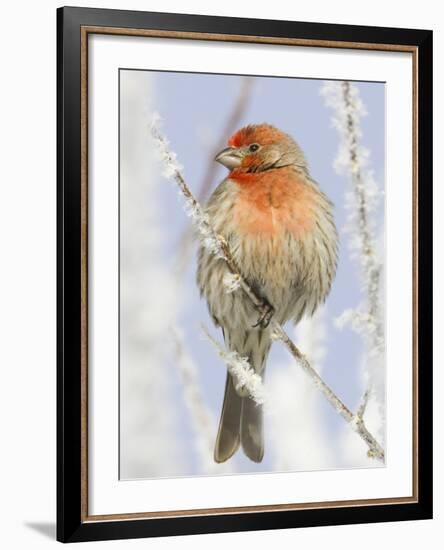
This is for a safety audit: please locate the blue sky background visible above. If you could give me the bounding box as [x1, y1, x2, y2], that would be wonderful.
[120, 69, 385, 479]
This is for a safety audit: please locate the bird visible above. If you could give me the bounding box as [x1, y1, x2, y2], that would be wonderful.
[196, 123, 338, 463]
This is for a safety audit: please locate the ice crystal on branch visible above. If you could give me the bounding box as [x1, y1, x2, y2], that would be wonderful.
[150, 113, 225, 260]
[150, 112, 184, 178]
[223, 272, 242, 293]
[202, 326, 266, 406]
[335, 308, 384, 357]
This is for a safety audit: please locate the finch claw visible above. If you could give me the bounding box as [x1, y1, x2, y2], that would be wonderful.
[253, 301, 275, 329]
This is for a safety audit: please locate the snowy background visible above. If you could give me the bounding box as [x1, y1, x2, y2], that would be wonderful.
[119, 69, 385, 480]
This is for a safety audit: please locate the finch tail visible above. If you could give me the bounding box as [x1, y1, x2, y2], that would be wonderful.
[240, 397, 264, 463]
[214, 372, 242, 463]
[214, 329, 270, 463]
[239, 332, 269, 463]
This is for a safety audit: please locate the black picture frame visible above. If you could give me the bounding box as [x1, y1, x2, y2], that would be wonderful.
[57, 5, 433, 543]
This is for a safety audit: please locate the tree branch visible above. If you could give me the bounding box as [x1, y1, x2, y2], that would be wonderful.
[322, 81, 386, 451]
[151, 115, 385, 462]
[341, 81, 383, 346]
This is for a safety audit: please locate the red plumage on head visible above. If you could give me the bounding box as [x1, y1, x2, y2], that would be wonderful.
[228, 124, 291, 147]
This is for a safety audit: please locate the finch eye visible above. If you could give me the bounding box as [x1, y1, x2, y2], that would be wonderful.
[248, 143, 260, 153]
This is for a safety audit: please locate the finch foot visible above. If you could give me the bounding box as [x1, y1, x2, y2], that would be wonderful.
[253, 300, 275, 329]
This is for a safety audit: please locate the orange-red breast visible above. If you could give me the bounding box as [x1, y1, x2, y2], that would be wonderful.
[197, 123, 338, 463]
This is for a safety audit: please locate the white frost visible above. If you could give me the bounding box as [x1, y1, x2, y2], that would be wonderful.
[223, 272, 242, 293]
[202, 326, 266, 406]
[150, 114, 225, 260]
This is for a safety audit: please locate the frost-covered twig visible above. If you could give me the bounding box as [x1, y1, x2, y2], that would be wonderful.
[150, 115, 385, 462]
[201, 325, 266, 405]
[321, 81, 383, 350]
[151, 115, 225, 259]
[356, 388, 370, 420]
[322, 81, 386, 450]
[172, 328, 231, 473]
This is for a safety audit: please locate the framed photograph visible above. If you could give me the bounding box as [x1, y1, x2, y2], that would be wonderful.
[57, 6, 433, 543]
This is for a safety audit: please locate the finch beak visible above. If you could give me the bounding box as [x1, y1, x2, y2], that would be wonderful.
[214, 147, 242, 170]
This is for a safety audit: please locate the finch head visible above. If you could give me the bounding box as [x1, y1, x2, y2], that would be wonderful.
[215, 123, 307, 173]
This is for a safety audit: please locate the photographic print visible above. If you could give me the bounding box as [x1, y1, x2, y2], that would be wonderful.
[58, 8, 432, 541]
[119, 69, 386, 479]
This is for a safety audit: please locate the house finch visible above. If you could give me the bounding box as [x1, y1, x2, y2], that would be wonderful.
[197, 123, 338, 463]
